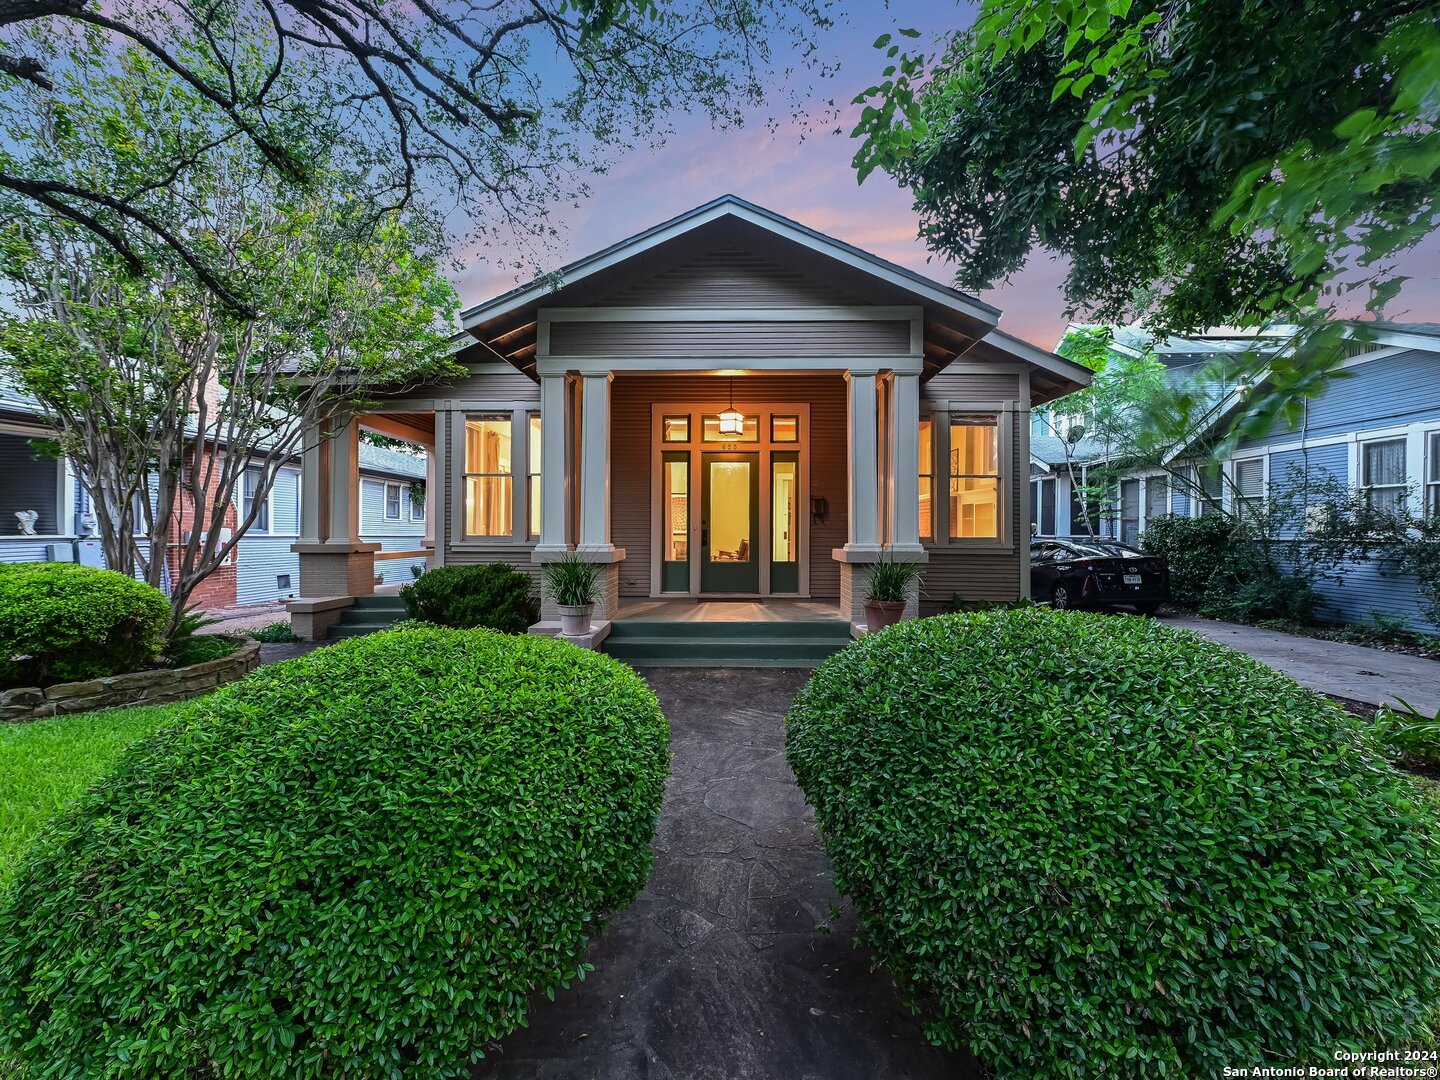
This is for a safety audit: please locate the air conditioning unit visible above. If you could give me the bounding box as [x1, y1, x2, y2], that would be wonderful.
[46, 544, 75, 563]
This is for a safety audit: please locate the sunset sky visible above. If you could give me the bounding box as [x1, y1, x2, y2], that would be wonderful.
[455, 2, 1440, 351]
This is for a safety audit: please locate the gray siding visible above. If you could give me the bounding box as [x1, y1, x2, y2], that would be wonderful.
[598, 246, 863, 308]
[444, 366, 541, 401]
[548, 320, 912, 358]
[359, 475, 428, 587]
[922, 371, 1022, 401]
[1242, 349, 1440, 444]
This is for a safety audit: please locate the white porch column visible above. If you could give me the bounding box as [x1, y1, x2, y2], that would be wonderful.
[843, 368, 881, 551]
[326, 409, 360, 545]
[578, 372, 612, 550]
[537, 373, 569, 554]
[890, 372, 924, 552]
[298, 415, 329, 545]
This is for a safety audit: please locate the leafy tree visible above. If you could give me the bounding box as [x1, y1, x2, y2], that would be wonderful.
[0, 0, 835, 312]
[852, 2, 1438, 432]
[0, 48, 461, 635]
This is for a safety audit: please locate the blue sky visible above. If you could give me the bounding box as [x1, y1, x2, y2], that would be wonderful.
[455, 2, 1440, 350]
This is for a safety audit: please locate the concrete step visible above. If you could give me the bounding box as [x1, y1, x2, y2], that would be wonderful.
[350, 595, 408, 611]
[603, 620, 852, 667]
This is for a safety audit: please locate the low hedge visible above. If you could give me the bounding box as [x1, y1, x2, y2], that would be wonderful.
[0, 628, 670, 1078]
[399, 562, 537, 633]
[0, 562, 169, 686]
[786, 609, 1440, 1077]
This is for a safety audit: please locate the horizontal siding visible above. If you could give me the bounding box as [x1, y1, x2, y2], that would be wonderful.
[235, 467, 302, 605]
[445, 367, 540, 401]
[609, 373, 847, 599]
[1242, 349, 1440, 444]
[1270, 443, 1348, 488]
[359, 477, 427, 536]
[598, 246, 863, 308]
[548, 320, 912, 358]
[922, 371, 1022, 401]
[0, 538, 57, 563]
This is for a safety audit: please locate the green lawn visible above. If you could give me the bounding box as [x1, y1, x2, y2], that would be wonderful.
[0, 702, 183, 888]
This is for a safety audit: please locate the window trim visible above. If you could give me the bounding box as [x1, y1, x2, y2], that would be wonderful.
[526, 412, 542, 540]
[1231, 456, 1266, 509]
[383, 481, 403, 522]
[450, 409, 535, 547]
[1425, 430, 1439, 519]
[243, 465, 270, 533]
[925, 405, 1012, 550]
[1360, 436, 1408, 513]
[409, 485, 426, 522]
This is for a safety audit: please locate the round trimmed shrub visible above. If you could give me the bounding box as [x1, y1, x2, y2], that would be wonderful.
[786, 609, 1440, 1077]
[398, 562, 537, 633]
[0, 562, 169, 685]
[0, 628, 669, 1078]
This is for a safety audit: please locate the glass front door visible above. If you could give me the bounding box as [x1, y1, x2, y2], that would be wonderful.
[701, 453, 759, 593]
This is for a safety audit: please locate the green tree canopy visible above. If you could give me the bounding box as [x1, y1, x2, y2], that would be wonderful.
[852, 2, 1438, 339]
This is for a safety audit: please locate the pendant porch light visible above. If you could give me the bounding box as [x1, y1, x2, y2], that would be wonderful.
[717, 375, 745, 437]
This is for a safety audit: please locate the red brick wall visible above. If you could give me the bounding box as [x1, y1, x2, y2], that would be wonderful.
[165, 444, 237, 609]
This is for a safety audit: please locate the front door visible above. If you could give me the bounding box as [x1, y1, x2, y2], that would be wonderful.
[701, 452, 759, 593]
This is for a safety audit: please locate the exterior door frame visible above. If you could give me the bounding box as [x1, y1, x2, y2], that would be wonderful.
[648, 400, 811, 598]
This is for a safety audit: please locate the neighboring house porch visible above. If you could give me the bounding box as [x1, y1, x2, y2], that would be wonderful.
[289, 197, 1090, 642]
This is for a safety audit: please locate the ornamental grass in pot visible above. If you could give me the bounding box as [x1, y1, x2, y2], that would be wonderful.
[544, 552, 601, 635]
[863, 555, 923, 633]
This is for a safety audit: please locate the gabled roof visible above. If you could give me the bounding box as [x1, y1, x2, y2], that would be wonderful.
[461, 194, 1001, 329]
[458, 195, 1090, 403]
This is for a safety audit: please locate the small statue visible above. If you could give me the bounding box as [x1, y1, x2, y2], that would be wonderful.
[15, 510, 39, 536]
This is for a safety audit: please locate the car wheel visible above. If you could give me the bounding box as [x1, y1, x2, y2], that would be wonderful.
[1051, 584, 1071, 610]
[1134, 601, 1161, 616]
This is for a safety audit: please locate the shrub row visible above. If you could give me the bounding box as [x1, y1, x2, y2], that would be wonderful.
[786, 609, 1440, 1077]
[0, 628, 670, 1077]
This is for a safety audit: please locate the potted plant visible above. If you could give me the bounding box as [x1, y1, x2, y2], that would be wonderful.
[863, 554, 923, 633]
[544, 552, 601, 635]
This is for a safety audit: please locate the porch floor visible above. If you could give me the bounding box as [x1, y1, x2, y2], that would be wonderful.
[616, 599, 842, 623]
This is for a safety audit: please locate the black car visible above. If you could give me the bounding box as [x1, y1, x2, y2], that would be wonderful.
[1030, 538, 1170, 614]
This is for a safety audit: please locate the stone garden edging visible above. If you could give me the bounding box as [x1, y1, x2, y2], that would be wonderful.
[0, 640, 261, 723]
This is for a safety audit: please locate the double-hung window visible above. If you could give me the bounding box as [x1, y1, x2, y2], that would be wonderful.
[1426, 431, 1439, 518]
[918, 417, 934, 541]
[1233, 458, 1265, 509]
[948, 415, 1000, 539]
[1362, 438, 1407, 513]
[527, 414, 542, 540]
[383, 482, 402, 521]
[464, 416, 514, 537]
[242, 466, 269, 532]
[410, 485, 426, 522]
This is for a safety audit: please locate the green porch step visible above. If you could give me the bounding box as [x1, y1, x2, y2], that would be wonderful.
[603, 618, 853, 667]
[324, 594, 407, 640]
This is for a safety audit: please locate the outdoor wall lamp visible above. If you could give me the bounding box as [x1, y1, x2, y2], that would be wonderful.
[810, 495, 828, 522]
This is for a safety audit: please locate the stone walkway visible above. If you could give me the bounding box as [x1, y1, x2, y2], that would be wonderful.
[1161, 614, 1440, 716]
[474, 668, 975, 1080]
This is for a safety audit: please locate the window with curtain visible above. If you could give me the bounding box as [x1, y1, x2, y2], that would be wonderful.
[918, 417, 933, 540]
[1362, 438, 1407, 513]
[948, 415, 999, 539]
[464, 416, 513, 537]
[527, 414, 541, 539]
[242, 466, 269, 532]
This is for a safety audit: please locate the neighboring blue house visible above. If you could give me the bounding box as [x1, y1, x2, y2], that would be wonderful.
[1, 378, 428, 606]
[1031, 322, 1440, 633]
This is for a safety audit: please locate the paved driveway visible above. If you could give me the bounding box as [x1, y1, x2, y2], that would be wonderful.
[1161, 615, 1440, 716]
[473, 668, 975, 1080]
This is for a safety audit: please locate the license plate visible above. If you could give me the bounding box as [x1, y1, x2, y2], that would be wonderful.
[1123, 574, 1143, 585]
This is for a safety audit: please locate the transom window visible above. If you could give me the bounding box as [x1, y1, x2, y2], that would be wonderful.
[948, 415, 999, 539]
[1362, 438, 1407, 514]
[464, 416, 513, 537]
[701, 414, 759, 442]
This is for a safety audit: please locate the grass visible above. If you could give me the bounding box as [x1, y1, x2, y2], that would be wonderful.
[0, 702, 183, 889]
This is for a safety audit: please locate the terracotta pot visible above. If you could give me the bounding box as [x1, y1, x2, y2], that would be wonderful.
[557, 603, 594, 636]
[863, 599, 906, 634]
